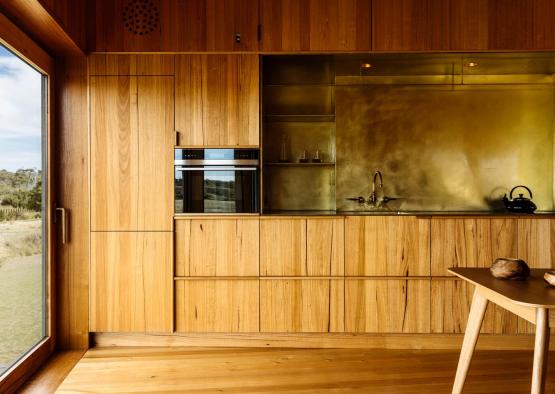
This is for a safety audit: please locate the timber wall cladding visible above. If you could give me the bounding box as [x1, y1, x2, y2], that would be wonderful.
[91, 0, 555, 52]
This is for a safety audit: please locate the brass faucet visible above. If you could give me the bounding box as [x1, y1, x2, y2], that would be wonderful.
[370, 170, 383, 205]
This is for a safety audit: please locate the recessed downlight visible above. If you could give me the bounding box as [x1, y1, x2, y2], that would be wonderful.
[360, 63, 373, 69]
[464, 62, 479, 68]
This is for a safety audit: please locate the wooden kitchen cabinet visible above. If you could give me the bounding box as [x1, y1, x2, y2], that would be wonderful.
[372, 0, 450, 51]
[260, 279, 344, 332]
[175, 55, 259, 147]
[175, 280, 259, 332]
[345, 216, 430, 276]
[94, 0, 259, 52]
[345, 279, 430, 333]
[260, 0, 372, 51]
[90, 232, 173, 332]
[430, 218, 518, 276]
[450, 0, 555, 50]
[90, 75, 174, 231]
[516, 219, 555, 269]
[430, 278, 533, 335]
[175, 218, 260, 277]
[260, 218, 344, 276]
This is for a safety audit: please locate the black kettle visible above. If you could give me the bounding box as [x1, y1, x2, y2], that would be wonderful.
[503, 185, 537, 214]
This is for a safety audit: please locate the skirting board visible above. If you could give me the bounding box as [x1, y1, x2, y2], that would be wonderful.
[92, 333, 554, 351]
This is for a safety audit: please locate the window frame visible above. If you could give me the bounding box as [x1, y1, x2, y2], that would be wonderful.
[0, 12, 55, 393]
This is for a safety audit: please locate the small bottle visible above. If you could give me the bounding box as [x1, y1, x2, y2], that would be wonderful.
[299, 150, 308, 163]
[279, 135, 289, 163]
[312, 148, 322, 163]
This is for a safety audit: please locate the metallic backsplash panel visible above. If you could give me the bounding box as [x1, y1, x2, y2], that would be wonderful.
[336, 84, 554, 212]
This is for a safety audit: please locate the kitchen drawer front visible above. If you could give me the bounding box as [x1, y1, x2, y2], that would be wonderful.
[345, 216, 430, 276]
[260, 218, 344, 276]
[260, 279, 344, 333]
[175, 218, 259, 276]
[175, 280, 259, 332]
[345, 279, 430, 333]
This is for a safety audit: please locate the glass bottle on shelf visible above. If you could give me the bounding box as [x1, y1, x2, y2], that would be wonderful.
[312, 147, 322, 163]
[279, 135, 289, 163]
[299, 150, 308, 163]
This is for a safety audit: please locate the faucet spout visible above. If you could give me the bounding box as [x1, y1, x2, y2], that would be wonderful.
[370, 170, 383, 204]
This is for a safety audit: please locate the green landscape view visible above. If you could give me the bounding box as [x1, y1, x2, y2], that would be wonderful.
[0, 169, 43, 376]
[0, 43, 44, 377]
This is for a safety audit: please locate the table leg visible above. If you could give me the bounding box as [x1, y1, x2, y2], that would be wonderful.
[452, 288, 488, 394]
[531, 308, 549, 394]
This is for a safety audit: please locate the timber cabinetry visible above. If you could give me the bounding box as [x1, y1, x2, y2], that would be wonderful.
[175, 55, 259, 146]
[90, 232, 173, 332]
[260, 279, 344, 332]
[259, 0, 372, 51]
[90, 75, 174, 231]
[260, 217, 344, 276]
[94, 0, 259, 52]
[175, 218, 259, 276]
[372, 0, 450, 51]
[345, 216, 430, 276]
[345, 279, 431, 333]
[175, 280, 259, 332]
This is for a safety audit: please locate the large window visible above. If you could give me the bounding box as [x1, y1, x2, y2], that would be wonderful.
[0, 44, 46, 377]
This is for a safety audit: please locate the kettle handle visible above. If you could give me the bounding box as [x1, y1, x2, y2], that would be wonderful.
[509, 185, 533, 200]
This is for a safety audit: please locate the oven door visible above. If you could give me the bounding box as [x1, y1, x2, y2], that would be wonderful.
[175, 166, 259, 213]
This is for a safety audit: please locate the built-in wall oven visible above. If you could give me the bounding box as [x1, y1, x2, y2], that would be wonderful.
[174, 149, 260, 214]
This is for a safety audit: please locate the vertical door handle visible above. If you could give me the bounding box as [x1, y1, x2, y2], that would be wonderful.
[55, 207, 68, 244]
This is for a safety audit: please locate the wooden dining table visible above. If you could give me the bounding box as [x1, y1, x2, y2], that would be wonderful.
[450, 267, 555, 394]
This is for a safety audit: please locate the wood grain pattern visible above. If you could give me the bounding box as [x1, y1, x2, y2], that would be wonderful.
[345, 216, 430, 276]
[94, 0, 259, 52]
[175, 280, 259, 333]
[55, 56, 89, 350]
[56, 347, 555, 393]
[175, 55, 259, 147]
[260, 218, 306, 276]
[517, 219, 555, 269]
[260, 280, 344, 333]
[88, 54, 175, 76]
[260, 0, 372, 51]
[430, 218, 518, 276]
[19, 350, 84, 393]
[90, 232, 172, 333]
[90, 76, 138, 231]
[306, 218, 345, 276]
[0, 0, 84, 55]
[91, 75, 174, 231]
[137, 76, 174, 231]
[372, 0, 450, 51]
[345, 279, 430, 333]
[175, 219, 259, 277]
[430, 279, 528, 335]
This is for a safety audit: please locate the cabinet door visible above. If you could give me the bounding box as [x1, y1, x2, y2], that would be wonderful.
[450, 0, 555, 50]
[261, 218, 345, 276]
[175, 55, 259, 146]
[345, 279, 430, 333]
[430, 279, 526, 335]
[260, 218, 306, 276]
[430, 218, 517, 276]
[260, 280, 344, 332]
[517, 219, 555, 269]
[91, 76, 138, 231]
[260, 0, 372, 51]
[175, 219, 260, 276]
[175, 280, 259, 332]
[90, 232, 173, 332]
[91, 76, 174, 231]
[137, 76, 174, 231]
[372, 0, 450, 51]
[345, 216, 430, 276]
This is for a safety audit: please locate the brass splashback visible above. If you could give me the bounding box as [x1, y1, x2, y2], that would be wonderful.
[262, 53, 555, 213]
[336, 84, 554, 211]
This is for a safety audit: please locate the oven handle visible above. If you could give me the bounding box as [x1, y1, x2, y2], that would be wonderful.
[175, 167, 258, 171]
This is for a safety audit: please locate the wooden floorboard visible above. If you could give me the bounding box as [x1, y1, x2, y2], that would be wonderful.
[53, 347, 555, 393]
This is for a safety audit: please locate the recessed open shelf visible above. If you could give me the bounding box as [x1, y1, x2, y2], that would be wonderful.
[265, 162, 335, 167]
[264, 115, 335, 123]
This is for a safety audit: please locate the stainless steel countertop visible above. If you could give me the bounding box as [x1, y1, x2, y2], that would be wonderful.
[261, 210, 555, 217]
